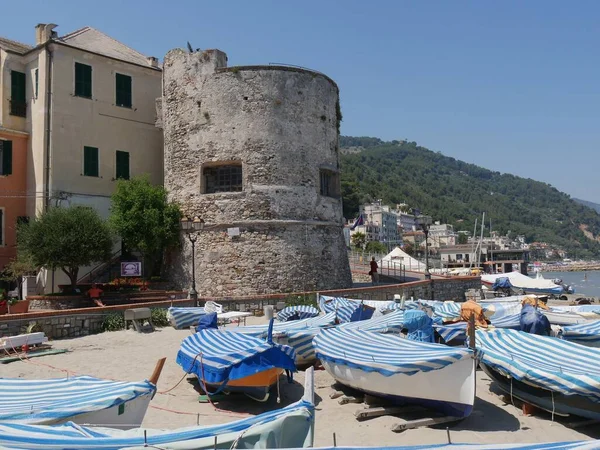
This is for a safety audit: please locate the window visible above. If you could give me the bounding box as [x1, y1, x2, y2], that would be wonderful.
[10, 71, 26, 117]
[0, 140, 13, 176]
[34, 68, 39, 99]
[115, 151, 130, 180]
[75, 62, 92, 98]
[115, 73, 132, 108]
[319, 169, 340, 198]
[83, 146, 99, 177]
[203, 164, 242, 193]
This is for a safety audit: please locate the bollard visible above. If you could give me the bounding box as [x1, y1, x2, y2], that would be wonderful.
[264, 305, 274, 321]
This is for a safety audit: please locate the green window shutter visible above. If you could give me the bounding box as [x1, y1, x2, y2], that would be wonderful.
[1, 140, 13, 176]
[34, 69, 39, 98]
[116, 151, 130, 180]
[115, 73, 132, 108]
[83, 146, 99, 177]
[11, 71, 26, 103]
[75, 63, 92, 98]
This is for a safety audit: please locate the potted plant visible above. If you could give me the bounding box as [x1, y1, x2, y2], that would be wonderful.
[7, 298, 30, 314]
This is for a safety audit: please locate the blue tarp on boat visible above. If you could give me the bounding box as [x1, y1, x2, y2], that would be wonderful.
[277, 305, 320, 321]
[318, 295, 394, 322]
[0, 376, 155, 424]
[176, 329, 296, 384]
[476, 328, 600, 401]
[314, 328, 473, 376]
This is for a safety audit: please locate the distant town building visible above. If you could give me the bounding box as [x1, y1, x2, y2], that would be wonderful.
[360, 201, 402, 248]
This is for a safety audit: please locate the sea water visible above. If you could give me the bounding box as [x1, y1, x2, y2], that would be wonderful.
[540, 270, 600, 298]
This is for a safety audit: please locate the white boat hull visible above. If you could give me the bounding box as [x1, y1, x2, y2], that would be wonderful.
[321, 355, 476, 417]
[544, 311, 588, 325]
[40, 393, 153, 430]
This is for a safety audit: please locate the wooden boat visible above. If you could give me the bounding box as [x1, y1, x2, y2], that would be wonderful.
[0, 368, 315, 450]
[477, 329, 600, 420]
[313, 328, 476, 418]
[177, 328, 296, 401]
[558, 320, 600, 347]
[0, 358, 165, 429]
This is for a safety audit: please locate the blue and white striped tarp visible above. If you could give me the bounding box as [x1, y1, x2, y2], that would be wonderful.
[0, 376, 155, 424]
[229, 312, 337, 338]
[314, 329, 473, 376]
[339, 310, 405, 334]
[0, 397, 314, 450]
[553, 305, 600, 315]
[318, 295, 394, 322]
[277, 305, 320, 322]
[435, 313, 521, 344]
[176, 329, 296, 384]
[476, 328, 600, 401]
[167, 307, 206, 329]
[559, 320, 600, 346]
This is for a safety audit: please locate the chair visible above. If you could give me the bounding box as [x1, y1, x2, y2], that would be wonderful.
[205, 301, 223, 314]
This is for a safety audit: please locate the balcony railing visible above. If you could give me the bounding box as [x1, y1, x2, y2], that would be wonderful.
[9, 100, 27, 117]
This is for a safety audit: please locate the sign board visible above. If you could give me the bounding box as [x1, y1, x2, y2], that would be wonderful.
[121, 262, 142, 277]
[227, 227, 240, 237]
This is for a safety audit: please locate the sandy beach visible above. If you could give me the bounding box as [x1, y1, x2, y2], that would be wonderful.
[3, 317, 599, 447]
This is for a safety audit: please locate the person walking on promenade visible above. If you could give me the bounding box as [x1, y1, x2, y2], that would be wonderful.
[87, 284, 105, 307]
[369, 257, 379, 285]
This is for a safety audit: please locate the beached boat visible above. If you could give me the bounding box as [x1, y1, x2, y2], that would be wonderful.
[477, 328, 600, 419]
[318, 295, 393, 322]
[167, 306, 206, 329]
[314, 328, 476, 417]
[277, 305, 320, 321]
[558, 320, 600, 347]
[434, 313, 521, 344]
[481, 272, 564, 296]
[0, 358, 165, 429]
[177, 328, 296, 401]
[0, 368, 316, 450]
[543, 309, 588, 325]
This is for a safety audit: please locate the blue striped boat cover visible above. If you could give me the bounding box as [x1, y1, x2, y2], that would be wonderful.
[553, 305, 600, 314]
[314, 328, 473, 376]
[167, 307, 206, 329]
[277, 305, 320, 322]
[318, 295, 394, 319]
[265, 442, 600, 450]
[0, 376, 155, 424]
[559, 320, 600, 346]
[176, 329, 296, 384]
[476, 328, 600, 401]
[0, 398, 314, 449]
[229, 312, 337, 338]
[339, 310, 405, 334]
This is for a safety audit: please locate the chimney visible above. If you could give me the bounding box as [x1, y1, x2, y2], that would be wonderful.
[35, 23, 58, 45]
[147, 56, 159, 68]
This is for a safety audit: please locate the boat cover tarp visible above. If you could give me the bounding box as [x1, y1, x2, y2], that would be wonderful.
[195, 312, 218, 332]
[318, 295, 394, 322]
[0, 398, 314, 450]
[229, 312, 337, 338]
[559, 320, 600, 346]
[277, 305, 319, 322]
[167, 307, 206, 329]
[0, 376, 155, 424]
[520, 305, 551, 336]
[434, 313, 522, 344]
[314, 329, 473, 376]
[403, 310, 434, 342]
[476, 329, 600, 401]
[491, 277, 512, 291]
[177, 330, 296, 384]
[553, 305, 600, 315]
[481, 272, 564, 295]
[283, 310, 406, 363]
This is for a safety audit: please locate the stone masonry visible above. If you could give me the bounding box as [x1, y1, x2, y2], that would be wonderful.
[161, 49, 352, 296]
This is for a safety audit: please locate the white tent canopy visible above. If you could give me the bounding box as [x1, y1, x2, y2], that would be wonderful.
[380, 247, 426, 272]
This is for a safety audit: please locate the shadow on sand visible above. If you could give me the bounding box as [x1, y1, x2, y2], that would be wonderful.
[185, 376, 322, 415]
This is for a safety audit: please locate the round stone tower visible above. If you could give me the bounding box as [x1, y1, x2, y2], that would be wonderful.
[161, 48, 352, 296]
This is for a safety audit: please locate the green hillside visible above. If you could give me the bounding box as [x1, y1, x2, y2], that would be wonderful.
[574, 198, 600, 214]
[339, 137, 600, 258]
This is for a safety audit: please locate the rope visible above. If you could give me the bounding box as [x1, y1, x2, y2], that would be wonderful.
[276, 374, 281, 404]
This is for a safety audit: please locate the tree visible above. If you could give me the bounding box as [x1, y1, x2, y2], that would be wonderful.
[0, 253, 37, 299]
[110, 175, 182, 277]
[457, 233, 468, 245]
[18, 206, 113, 290]
[351, 232, 366, 249]
[365, 241, 388, 254]
[403, 242, 415, 256]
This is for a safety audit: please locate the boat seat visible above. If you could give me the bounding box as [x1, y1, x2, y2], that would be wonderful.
[124, 308, 154, 333]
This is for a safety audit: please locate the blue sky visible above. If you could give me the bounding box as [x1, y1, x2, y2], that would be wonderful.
[4, 1, 600, 201]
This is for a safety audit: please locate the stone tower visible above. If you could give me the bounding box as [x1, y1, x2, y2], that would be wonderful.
[161, 48, 353, 296]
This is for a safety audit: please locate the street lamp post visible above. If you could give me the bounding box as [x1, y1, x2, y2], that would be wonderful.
[181, 216, 205, 304]
[415, 214, 433, 280]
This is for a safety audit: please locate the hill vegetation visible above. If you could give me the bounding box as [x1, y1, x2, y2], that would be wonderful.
[574, 198, 600, 214]
[339, 136, 600, 258]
